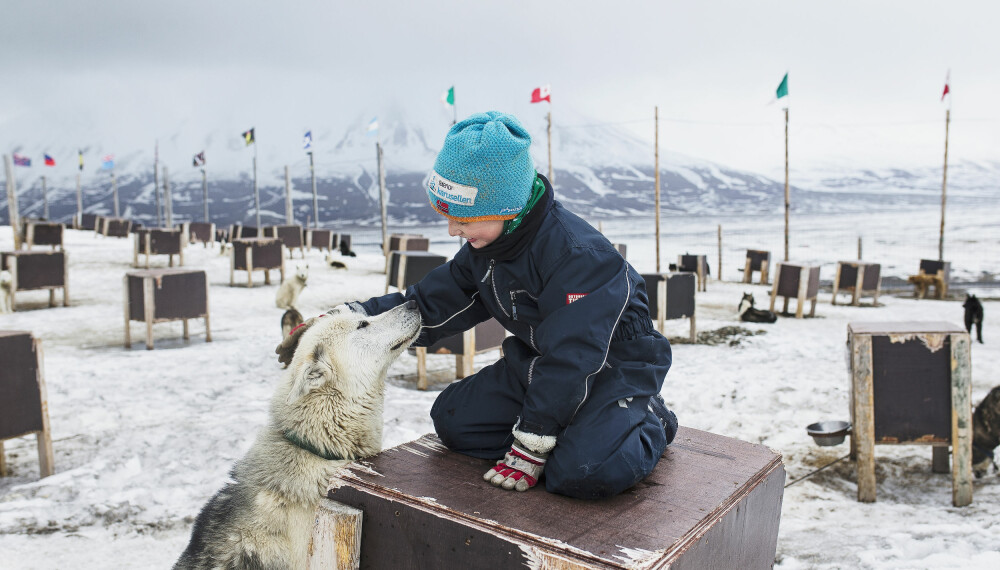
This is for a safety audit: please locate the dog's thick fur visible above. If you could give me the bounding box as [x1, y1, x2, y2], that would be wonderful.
[972, 385, 1000, 477]
[275, 265, 308, 310]
[280, 308, 304, 338]
[963, 294, 984, 344]
[737, 293, 777, 323]
[0, 270, 12, 314]
[908, 273, 945, 299]
[338, 240, 356, 257]
[174, 301, 421, 569]
[324, 253, 347, 269]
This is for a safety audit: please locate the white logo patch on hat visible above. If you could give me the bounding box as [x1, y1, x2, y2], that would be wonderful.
[427, 171, 478, 206]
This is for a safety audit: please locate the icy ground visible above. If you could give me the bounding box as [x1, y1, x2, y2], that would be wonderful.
[0, 224, 998, 569]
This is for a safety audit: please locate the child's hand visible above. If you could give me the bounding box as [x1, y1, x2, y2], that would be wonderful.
[483, 442, 548, 492]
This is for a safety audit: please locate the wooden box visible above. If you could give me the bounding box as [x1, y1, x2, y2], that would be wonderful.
[230, 237, 285, 287]
[185, 222, 217, 247]
[75, 213, 98, 231]
[323, 429, 784, 569]
[24, 221, 64, 251]
[229, 224, 259, 239]
[742, 249, 771, 284]
[1, 250, 69, 310]
[265, 225, 305, 258]
[641, 272, 696, 342]
[99, 217, 132, 238]
[0, 331, 54, 479]
[847, 321, 972, 506]
[133, 228, 186, 268]
[124, 269, 211, 349]
[912, 259, 951, 299]
[385, 234, 431, 273]
[677, 254, 709, 292]
[306, 228, 335, 252]
[769, 262, 820, 319]
[413, 318, 507, 390]
[832, 261, 881, 306]
[385, 251, 446, 294]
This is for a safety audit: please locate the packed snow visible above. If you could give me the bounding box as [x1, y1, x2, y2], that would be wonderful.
[0, 212, 997, 569]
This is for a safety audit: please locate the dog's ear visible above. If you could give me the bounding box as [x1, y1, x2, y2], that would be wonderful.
[286, 358, 332, 404]
[275, 315, 324, 367]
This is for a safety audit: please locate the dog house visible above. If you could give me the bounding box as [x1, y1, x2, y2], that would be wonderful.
[847, 321, 972, 506]
[98, 216, 132, 238]
[124, 268, 212, 350]
[317, 429, 784, 569]
[229, 224, 260, 239]
[641, 272, 696, 342]
[75, 212, 98, 231]
[742, 250, 771, 284]
[23, 221, 64, 251]
[230, 237, 285, 287]
[385, 251, 447, 294]
[768, 262, 820, 319]
[832, 261, 881, 306]
[910, 259, 951, 300]
[0, 331, 55, 479]
[306, 229, 335, 253]
[1, 250, 69, 310]
[385, 234, 431, 273]
[184, 222, 217, 248]
[133, 228, 186, 268]
[265, 225, 305, 259]
[677, 254, 709, 292]
[413, 318, 507, 390]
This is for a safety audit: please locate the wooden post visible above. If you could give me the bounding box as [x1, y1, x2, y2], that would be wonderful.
[858, 236, 862, 260]
[154, 141, 162, 227]
[163, 166, 173, 228]
[284, 165, 293, 225]
[112, 171, 119, 218]
[654, 106, 661, 273]
[851, 334, 876, 503]
[308, 499, 362, 570]
[951, 333, 973, 507]
[717, 224, 722, 283]
[783, 107, 790, 262]
[41, 175, 49, 220]
[202, 168, 209, 223]
[75, 172, 83, 224]
[546, 110, 553, 184]
[376, 142, 388, 256]
[309, 151, 318, 228]
[4, 155, 22, 249]
[253, 146, 261, 230]
[939, 109, 950, 261]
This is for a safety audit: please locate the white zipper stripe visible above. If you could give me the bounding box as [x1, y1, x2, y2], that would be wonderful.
[421, 292, 481, 330]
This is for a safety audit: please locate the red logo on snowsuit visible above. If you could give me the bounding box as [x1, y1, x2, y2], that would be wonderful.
[436, 199, 449, 213]
[566, 293, 587, 304]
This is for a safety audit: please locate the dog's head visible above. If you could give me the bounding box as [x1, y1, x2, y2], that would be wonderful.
[275, 301, 421, 405]
[738, 292, 754, 313]
[295, 264, 309, 284]
[963, 294, 979, 310]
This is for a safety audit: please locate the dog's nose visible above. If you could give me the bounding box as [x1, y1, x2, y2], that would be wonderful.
[404, 300, 417, 310]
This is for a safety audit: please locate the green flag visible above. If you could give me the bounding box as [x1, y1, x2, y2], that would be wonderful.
[441, 86, 455, 106]
[776, 73, 789, 99]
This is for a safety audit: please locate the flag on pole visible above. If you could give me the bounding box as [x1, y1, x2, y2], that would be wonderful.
[367, 117, 378, 135]
[776, 73, 789, 100]
[441, 86, 455, 106]
[44, 154, 56, 166]
[78, 150, 84, 171]
[13, 153, 31, 167]
[192, 151, 206, 167]
[242, 128, 255, 145]
[101, 155, 114, 170]
[530, 85, 551, 104]
[941, 70, 951, 101]
[303, 130, 313, 151]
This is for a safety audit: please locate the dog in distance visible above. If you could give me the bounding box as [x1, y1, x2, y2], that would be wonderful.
[275, 264, 309, 310]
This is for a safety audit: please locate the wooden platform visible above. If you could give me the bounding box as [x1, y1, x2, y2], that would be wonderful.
[324, 428, 784, 569]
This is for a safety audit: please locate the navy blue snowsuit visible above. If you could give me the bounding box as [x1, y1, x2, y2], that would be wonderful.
[360, 190, 675, 499]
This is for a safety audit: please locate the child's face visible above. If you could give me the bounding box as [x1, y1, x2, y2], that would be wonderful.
[448, 219, 505, 248]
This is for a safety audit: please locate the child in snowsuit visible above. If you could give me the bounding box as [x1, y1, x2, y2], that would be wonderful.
[354, 111, 677, 499]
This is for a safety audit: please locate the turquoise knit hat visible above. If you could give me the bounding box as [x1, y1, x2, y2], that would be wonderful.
[426, 111, 535, 222]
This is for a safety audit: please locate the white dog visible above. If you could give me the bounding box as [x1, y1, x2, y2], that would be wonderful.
[174, 301, 422, 569]
[0, 270, 13, 313]
[275, 264, 308, 310]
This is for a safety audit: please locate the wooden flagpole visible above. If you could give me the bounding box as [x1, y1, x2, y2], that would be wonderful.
[202, 167, 209, 223]
[284, 165, 293, 225]
[939, 108, 950, 260]
[3, 154, 22, 249]
[253, 140, 261, 229]
[154, 140, 162, 226]
[75, 171, 82, 225]
[377, 141, 388, 256]
[783, 107, 790, 262]
[309, 151, 318, 228]
[163, 166, 173, 228]
[42, 175, 49, 220]
[112, 170, 119, 218]
[654, 106, 661, 273]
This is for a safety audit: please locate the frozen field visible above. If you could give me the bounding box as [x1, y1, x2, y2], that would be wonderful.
[0, 216, 998, 569]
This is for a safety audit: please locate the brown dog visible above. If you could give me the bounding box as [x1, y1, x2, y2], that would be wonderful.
[973, 385, 1000, 477]
[907, 273, 944, 299]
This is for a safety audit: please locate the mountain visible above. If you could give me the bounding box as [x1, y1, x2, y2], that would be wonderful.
[3, 109, 999, 227]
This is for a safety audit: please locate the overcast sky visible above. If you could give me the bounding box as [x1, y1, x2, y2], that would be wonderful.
[2, 0, 998, 177]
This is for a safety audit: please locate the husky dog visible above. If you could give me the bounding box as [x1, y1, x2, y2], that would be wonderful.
[281, 308, 304, 337]
[0, 270, 12, 313]
[737, 293, 777, 323]
[338, 240, 356, 257]
[963, 294, 984, 344]
[219, 241, 233, 256]
[324, 253, 347, 270]
[174, 301, 422, 569]
[908, 273, 944, 299]
[972, 385, 1000, 477]
[275, 265, 309, 310]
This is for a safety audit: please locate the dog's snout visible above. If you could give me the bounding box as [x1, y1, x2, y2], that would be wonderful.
[404, 300, 417, 310]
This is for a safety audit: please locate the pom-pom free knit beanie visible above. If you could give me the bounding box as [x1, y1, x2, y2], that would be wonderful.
[426, 111, 535, 222]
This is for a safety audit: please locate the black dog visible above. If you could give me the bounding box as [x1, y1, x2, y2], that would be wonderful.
[338, 240, 356, 257]
[972, 385, 1000, 477]
[737, 293, 777, 323]
[963, 294, 984, 344]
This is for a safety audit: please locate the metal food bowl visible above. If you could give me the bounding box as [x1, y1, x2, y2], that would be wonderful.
[806, 420, 852, 446]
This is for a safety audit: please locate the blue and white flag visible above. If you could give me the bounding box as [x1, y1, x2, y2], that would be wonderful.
[101, 154, 114, 170]
[367, 117, 378, 135]
[303, 130, 312, 151]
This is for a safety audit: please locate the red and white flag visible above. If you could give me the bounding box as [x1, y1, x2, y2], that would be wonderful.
[941, 70, 950, 101]
[530, 85, 551, 104]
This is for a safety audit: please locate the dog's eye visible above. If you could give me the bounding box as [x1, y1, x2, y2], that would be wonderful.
[357, 321, 370, 329]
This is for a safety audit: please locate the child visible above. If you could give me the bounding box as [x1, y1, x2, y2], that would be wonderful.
[353, 111, 676, 499]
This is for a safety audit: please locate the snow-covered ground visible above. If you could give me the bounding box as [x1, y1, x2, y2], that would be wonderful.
[0, 217, 998, 569]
